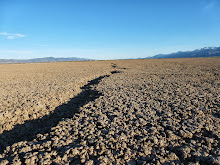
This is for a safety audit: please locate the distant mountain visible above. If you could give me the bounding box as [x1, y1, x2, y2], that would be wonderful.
[0, 57, 92, 64]
[147, 47, 220, 59]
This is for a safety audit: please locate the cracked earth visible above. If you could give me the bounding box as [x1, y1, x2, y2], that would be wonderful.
[0, 58, 219, 165]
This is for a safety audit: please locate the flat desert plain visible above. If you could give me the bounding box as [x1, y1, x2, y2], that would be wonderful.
[0, 58, 219, 165]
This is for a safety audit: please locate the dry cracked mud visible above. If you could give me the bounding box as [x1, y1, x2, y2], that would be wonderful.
[0, 58, 219, 165]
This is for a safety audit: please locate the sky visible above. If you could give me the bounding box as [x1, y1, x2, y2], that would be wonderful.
[0, 0, 220, 60]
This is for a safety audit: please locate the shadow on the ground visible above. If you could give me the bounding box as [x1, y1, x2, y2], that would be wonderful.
[0, 71, 121, 153]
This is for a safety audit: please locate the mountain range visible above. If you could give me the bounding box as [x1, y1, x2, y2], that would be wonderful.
[147, 47, 220, 59]
[0, 57, 91, 64]
[1, 47, 220, 63]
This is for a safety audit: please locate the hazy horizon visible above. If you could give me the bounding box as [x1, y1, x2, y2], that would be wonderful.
[0, 0, 220, 60]
[0, 46, 220, 60]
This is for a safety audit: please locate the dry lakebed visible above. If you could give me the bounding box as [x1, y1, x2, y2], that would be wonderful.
[0, 58, 219, 165]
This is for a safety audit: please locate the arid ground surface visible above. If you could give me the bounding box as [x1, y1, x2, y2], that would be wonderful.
[0, 58, 219, 165]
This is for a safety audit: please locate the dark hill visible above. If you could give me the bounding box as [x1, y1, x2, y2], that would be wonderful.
[148, 47, 220, 59]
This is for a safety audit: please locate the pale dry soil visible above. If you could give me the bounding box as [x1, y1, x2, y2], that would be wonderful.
[0, 58, 219, 165]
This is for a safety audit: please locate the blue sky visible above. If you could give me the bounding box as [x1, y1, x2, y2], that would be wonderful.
[0, 0, 220, 60]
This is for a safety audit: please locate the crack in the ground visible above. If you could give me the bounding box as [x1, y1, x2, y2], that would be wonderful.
[111, 63, 127, 70]
[0, 70, 121, 153]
